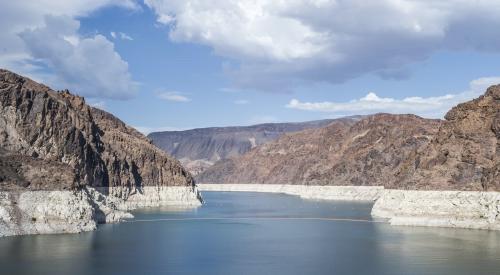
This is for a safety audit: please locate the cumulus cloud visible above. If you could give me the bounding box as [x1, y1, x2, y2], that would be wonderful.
[0, 1, 138, 99]
[19, 15, 138, 99]
[158, 91, 191, 102]
[286, 76, 500, 118]
[145, 0, 500, 91]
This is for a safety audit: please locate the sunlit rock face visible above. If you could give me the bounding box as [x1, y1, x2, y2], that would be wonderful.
[0, 69, 201, 237]
[0, 69, 195, 192]
[199, 85, 499, 191]
[148, 118, 356, 175]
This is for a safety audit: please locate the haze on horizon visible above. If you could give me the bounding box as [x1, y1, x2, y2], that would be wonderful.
[1, 1, 500, 133]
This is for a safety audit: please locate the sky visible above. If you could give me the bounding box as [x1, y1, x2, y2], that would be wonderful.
[1, 1, 500, 134]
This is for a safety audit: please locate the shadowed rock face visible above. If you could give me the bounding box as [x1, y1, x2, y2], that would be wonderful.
[148, 118, 359, 175]
[198, 86, 500, 191]
[0, 69, 194, 191]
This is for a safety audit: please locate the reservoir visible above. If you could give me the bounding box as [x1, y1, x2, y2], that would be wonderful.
[0, 191, 499, 275]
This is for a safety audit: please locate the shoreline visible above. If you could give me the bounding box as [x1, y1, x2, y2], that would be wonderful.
[198, 184, 500, 231]
[198, 183, 383, 201]
[0, 186, 202, 238]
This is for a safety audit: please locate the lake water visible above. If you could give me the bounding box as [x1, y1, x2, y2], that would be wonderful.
[1, 191, 499, 275]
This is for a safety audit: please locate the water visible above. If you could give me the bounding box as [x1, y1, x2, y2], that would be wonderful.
[1, 191, 499, 275]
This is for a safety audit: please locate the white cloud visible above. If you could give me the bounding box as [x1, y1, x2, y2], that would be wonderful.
[286, 76, 500, 118]
[0, 1, 138, 99]
[145, 0, 500, 91]
[234, 99, 249, 105]
[111, 31, 133, 40]
[119, 32, 133, 41]
[88, 100, 107, 110]
[158, 91, 191, 102]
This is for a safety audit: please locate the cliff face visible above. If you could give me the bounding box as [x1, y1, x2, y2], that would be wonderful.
[409, 85, 500, 190]
[148, 119, 357, 175]
[198, 86, 500, 191]
[197, 115, 441, 187]
[0, 69, 194, 192]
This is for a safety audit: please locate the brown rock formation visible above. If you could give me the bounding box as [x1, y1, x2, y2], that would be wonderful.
[198, 114, 441, 187]
[0, 69, 193, 192]
[198, 86, 499, 191]
[148, 118, 355, 175]
[410, 85, 500, 190]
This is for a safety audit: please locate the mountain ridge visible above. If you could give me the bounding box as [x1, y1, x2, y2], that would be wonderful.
[197, 86, 500, 191]
[148, 117, 361, 175]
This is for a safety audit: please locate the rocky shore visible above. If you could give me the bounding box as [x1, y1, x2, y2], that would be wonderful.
[0, 186, 201, 238]
[199, 184, 500, 230]
[0, 69, 203, 238]
[372, 190, 500, 230]
[198, 184, 383, 201]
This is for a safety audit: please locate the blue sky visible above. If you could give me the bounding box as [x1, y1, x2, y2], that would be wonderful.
[2, 1, 500, 133]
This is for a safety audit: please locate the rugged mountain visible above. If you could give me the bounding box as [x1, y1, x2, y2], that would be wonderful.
[198, 86, 500, 191]
[148, 118, 359, 175]
[408, 85, 500, 191]
[197, 114, 442, 187]
[0, 69, 194, 192]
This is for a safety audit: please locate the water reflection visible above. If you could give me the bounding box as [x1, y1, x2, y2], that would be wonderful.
[0, 192, 499, 275]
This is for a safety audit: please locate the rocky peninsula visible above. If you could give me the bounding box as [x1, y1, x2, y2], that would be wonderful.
[0, 69, 202, 237]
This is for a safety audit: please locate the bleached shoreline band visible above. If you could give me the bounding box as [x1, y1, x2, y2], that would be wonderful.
[198, 184, 500, 231]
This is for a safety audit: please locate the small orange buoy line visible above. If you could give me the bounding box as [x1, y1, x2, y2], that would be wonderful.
[123, 217, 385, 223]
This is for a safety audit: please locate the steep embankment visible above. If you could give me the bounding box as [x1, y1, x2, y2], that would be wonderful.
[197, 114, 442, 188]
[148, 118, 358, 175]
[199, 85, 500, 191]
[0, 69, 201, 237]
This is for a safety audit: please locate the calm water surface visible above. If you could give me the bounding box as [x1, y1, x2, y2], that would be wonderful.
[0, 191, 499, 275]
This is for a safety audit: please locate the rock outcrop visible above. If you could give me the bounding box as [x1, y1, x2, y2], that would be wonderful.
[0, 69, 194, 192]
[0, 69, 201, 237]
[408, 85, 500, 191]
[198, 183, 500, 230]
[372, 190, 500, 230]
[197, 114, 442, 188]
[198, 86, 499, 191]
[148, 118, 359, 175]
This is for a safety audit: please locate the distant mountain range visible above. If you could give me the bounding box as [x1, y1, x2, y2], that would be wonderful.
[148, 118, 361, 175]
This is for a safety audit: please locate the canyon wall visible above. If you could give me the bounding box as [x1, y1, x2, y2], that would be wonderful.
[148, 118, 359, 175]
[0, 69, 201, 237]
[198, 85, 500, 191]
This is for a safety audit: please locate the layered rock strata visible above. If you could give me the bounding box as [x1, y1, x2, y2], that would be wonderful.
[372, 190, 500, 230]
[0, 69, 202, 237]
[148, 118, 359, 175]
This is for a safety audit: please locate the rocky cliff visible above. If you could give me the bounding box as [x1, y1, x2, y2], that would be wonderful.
[0, 69, 201, 237]
[197, 114, 442, 187]
[408, 85, 500, 191]
[198, 86, 499, 191]
[0, 69, 194, 192]
[148, 119, 359, 175]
